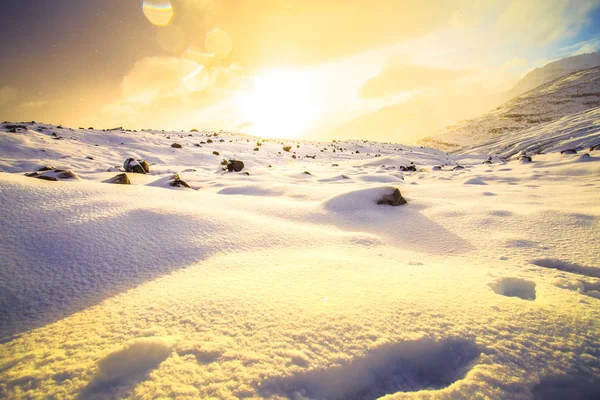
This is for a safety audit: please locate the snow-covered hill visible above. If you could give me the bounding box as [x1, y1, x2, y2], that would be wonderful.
[421, 66, 600, 150]
[0, 122, 599, 399]
[508, 52, 600, 98]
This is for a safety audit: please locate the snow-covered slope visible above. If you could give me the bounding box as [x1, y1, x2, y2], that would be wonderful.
[457, 106, 600, 158]
[421, 67, 600, 150]
[0, 122, 599, 399]
[509, 52, 600, 98]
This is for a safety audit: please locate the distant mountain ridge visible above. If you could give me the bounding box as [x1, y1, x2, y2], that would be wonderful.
[420, 65, 600, 150]
[508, 52, 600, 98]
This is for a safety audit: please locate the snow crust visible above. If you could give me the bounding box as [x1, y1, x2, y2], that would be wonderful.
[0, 122, 599, 399]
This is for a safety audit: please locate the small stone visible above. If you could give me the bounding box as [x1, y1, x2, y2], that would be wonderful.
[37, 165, 55, 172]
[377, 188, 407, 206]
[36, 175, 58, 181]
[171, 143, 182, 148]
[106, 173, 131, 184]
[283, 146, 292, 152]
[213, 151, 220, 156]
[227, 160, 245, 172]
[124, 158, 149, 174]
[561, 149, 577, 155]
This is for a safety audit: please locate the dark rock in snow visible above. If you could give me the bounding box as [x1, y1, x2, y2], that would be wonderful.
[432, 166, 442, 171]
[283, 146, 292, 152]
[105, 173, 131, 184]
[36, 175, 59, 181]
[590, 144, 600, 151]
[37, 165, 55, 172]
[213, 151, 220, 156]
[561, 149, 577, 155]
[171, 143, 182, 149]
[377, 188, 407, 206]
[170, 174, 190, 188]
[124, 158, 149, 174]
[453, 165, 464, 171]
[227, 160, 245, 172]
[399, 165, 417, 172]
[57, 170, 78, 180]
[292, 154, 297, 159]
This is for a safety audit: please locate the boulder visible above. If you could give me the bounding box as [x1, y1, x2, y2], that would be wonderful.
[124, 158, 149, 174]
[377, 188, 407, 206]
[105, 173, 131, 184]
[171, 143, 182, 149]
[283, 146, 292, 152]
[227, 160, 245, 172]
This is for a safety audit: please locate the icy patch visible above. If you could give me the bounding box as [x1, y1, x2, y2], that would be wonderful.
[259, 338, 479, 400]
[488, 277, 536, 300]
[530, 259, 600, 278]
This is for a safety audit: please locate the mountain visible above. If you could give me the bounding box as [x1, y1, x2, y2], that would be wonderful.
[420, 66, 600, 150]
[508, 51, 600, 98]
[456, 105, 600, 157]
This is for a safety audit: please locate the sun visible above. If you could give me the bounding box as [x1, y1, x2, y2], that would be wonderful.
[238, 68, 322, 139]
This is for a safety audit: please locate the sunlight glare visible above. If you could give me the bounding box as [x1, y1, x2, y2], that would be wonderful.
[205, 28, 233, 60]
[239, 69, 322, 139]
[142, 0, 174, 27]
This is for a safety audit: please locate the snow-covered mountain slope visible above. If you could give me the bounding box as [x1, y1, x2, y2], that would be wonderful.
[421, 66, 600, 150]
[0, 123, 599, 399]
[457, 106, 600, 158]
[509, 52, 600, 98]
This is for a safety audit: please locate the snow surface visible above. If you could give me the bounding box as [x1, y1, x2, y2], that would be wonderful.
[0, 123, 599, 399]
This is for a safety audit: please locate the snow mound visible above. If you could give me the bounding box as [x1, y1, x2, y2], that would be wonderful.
[259, 338, 480, 400]
[323, 187, 406, 212]
[463, 177, 487, 185]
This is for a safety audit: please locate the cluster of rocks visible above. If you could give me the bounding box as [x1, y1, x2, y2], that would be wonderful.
[25, 166, 79, 181]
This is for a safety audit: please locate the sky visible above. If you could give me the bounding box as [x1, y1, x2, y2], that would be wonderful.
[0, 0, 599, 142]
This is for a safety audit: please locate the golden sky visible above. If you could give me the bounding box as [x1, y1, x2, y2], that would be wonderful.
[1, 0, 599, 141]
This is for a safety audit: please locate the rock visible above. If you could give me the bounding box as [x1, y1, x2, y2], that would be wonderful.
[170, 174, 190, 188]
[213, 151, 220, 156]
[453, 165, 464, 171]
[227, 160, 245, 172]
[332, 164, 339, 167]
[36, 175, 58, 181]
[37, 165, 55, 172]
[292, 154, 297, 159]
[399, 165, 417, 172]
[561, 149, 577, 155]
[483, 156, 493, 164]
[304, 171, 312, 175]
[377, 188, 407, 206]
[194, 143, 201, 147]
[520, 155, 532, 163]
[171, 143, 182, 149]
[105, 173, 131, 184]
[25, 172, 39, 177]
[124, 158, 149, 174]
[207, 139, 213, 143]
[190, 128, 198, 132]
[590, 144, 600, 151]
[57, 170, 78, 180]
[254, 147, 259, 151]
[432, 166, 442, 171]
[283, 146, 292, 152]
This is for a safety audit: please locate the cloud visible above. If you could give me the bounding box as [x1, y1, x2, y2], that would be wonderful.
[358, 64, 464, 99]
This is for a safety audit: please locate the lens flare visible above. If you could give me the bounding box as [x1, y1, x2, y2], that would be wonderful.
[205, 28, 233, 60]
[183, 65, 210, 92]
[184, 46, 215, 67]
[142, 0, 174, 27]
